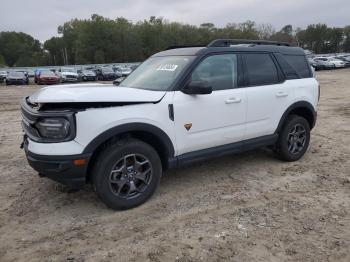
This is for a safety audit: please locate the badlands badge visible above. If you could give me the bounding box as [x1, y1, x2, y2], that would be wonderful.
[184, 123, 192, 131]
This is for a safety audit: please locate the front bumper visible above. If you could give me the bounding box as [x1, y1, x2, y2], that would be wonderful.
[61, 77, 79, 82]
[7, 79, 27, 85]
[82, 75, 96, 81]
[23, 139, 92, 189]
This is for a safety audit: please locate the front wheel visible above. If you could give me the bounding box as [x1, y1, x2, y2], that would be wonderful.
[92, 138, 162, 210]
[275, 115, 310, 161]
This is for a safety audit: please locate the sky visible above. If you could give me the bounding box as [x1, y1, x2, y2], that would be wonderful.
[0, 0, 349, 42]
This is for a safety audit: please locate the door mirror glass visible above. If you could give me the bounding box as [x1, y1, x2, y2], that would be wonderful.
[182, 80, 212, 95]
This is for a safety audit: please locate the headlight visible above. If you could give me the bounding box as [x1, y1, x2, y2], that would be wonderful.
[35, 118, 70, 139]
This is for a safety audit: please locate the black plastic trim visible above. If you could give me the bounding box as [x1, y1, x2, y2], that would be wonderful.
[82, 122, 175, 157]
[275, 101, 317, 133]
[23, 140, 91, 189]
[169, 134, 278, 168]
[168, 104, 174, 121]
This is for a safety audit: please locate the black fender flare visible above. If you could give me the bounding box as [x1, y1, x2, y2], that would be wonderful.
[82, 122, 175, 158]
[275, 101, 317, 133]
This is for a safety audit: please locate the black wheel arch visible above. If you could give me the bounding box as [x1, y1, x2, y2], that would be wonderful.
[83, 123, 175, 170]
[275, 101, 317, 134]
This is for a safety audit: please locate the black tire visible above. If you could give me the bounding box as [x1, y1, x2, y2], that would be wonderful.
[92, 138, 162, 210]
[275, 115, 310, 161]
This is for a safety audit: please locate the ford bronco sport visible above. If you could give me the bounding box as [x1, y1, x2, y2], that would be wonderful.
[21, 39, 319, 210]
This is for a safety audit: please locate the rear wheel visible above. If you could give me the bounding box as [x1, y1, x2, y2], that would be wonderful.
[92, 138, 162, 210]
[275, 115, 310, 161]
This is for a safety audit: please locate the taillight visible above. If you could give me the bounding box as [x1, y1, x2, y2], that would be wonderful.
[318, 83, 320, 101]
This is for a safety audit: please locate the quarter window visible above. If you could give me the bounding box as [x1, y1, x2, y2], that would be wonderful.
[244, 53, 279, 86]
[191, 54, 237, 91]
[283, 55, 311, 78]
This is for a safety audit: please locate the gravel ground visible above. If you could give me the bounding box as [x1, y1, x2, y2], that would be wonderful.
[0, 70, 349, 262]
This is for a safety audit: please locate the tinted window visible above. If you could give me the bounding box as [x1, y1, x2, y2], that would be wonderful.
[284, 55, 311, 78]
[274, 53, 299, 80]
[244, 53, 279, 86]
[191, 54, 237, 91]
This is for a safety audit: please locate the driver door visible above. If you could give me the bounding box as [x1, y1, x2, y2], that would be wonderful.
[173, 53, 246, 155]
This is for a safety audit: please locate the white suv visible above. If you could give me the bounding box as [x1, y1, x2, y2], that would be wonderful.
[21, 39, 319, 210]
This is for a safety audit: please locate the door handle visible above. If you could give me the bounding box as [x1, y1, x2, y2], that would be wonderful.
[225, 97, 242, 104]
[276, 92, 288, 98]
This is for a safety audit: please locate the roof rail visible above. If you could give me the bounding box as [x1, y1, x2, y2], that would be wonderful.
[166, 45, 205, 50]
[207, 39, 292, 47]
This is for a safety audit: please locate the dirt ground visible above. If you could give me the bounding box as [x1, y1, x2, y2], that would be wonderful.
[0, 69, 349, 262]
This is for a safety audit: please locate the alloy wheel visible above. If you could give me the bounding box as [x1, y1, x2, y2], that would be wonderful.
[287, 123, 307, 154]
[109, 154, 153, 199]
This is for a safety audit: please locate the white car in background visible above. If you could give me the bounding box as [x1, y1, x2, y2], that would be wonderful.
[59, 67, 80, 83]
[116, 67, 132, 77]
[316, 57, 345, 68]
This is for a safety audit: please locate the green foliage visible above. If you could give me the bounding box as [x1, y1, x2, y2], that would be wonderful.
[1, 16, 350, 67]
[0, 31, 46, 67]
[0, 54, 5, 66]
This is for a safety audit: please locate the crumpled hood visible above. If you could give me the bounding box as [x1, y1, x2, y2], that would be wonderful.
[28, 83, 166, 103]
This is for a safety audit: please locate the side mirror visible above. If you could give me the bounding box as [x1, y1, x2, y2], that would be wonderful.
[182, 80, 212, 95]
[113, 77, 125, 86]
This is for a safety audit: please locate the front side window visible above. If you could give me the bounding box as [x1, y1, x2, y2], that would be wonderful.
[121, 56, 194, 91]
[244, 53, 279, 86]
[191, 54, 237, 91]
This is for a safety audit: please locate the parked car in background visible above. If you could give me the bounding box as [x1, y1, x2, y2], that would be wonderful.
[0, 70, 7, 82]
[59, 67, 80, 83]
[35, 69, 51, 83]
[116, 67, 132, 77]
[36, 70, 60, 85]
[315, 57, 345, 68]
[14, 70, 29, 80]
[96, 67, 117, 81]
[27, 69, 35, 77]
[328, 58, 346, 68]
[308, 58, 332, 71]
[313, 58, 336, 70]
[80, 69, 97, 81]
[332, 56, 350, 67]
[6, 71, 28, 85]
[342, 55, 350, 62]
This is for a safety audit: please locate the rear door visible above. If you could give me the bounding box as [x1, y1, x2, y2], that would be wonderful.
[243, 53, 295, 140]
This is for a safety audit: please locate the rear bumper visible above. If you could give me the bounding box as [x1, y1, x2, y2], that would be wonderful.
[24, 140, 91, 189]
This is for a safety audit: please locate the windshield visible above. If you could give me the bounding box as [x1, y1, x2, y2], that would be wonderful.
[9, 72, 24, 77]
[102, 68, 114, 73]
[61, 68, 76, 73]
[83, 70, 94, 74]
[121, 56, 194, 91]
[41, 71, 56, 76]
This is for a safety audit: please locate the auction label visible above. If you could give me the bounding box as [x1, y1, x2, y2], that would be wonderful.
[156, 64, 178, 71]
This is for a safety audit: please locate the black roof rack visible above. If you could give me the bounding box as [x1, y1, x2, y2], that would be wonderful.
[207, 39, 292, 47]
[166, 45, 205, 50]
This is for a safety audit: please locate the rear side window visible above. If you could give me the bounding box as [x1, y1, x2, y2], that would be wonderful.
[283, 55, 311, 78]
[243, 53, 279, 86]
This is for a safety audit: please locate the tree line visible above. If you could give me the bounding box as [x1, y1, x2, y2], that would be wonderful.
[1, 14, 350, 67]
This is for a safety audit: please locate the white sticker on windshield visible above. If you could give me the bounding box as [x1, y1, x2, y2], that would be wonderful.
[156, 64, 178, 71]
